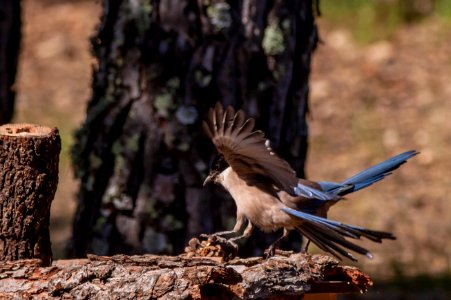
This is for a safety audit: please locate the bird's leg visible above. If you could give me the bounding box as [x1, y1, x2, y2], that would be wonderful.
[218, 221, 253, 255]
[302, 240, 311, 253]
[229, 221, 254, 243]
[265, 228, 290, 258]
[202, 214, 245, 239]
[198, 216, 249, 258]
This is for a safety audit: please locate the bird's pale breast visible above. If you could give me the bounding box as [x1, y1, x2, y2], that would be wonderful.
[219, 167, 295, 232]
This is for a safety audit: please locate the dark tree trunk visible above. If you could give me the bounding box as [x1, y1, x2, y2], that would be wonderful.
[69, 0, 318, 258]
[0, 0, 21, 124]
[0, 124, 60, 266]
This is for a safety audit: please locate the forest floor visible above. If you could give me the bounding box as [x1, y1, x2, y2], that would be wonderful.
[14, 0, 451, 297]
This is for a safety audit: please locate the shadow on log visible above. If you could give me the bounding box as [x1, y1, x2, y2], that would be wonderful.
[0, 253, 372, 299]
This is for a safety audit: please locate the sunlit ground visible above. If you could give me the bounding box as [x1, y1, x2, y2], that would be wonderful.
[14, 0, 451, 297]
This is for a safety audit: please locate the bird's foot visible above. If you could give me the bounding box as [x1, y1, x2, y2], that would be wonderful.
[199, 233, 212, 239]
[264, 246, 293, 258]
[185, 234, 238, 261]
[208, 235, 239, 253]
[264, 245, 277, 258]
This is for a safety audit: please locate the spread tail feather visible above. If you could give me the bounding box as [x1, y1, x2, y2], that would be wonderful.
[281, 207, 395, 261]
[319, 150, 418, 196]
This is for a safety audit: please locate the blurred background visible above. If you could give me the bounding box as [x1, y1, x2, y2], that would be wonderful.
[10, 0, 451, 298]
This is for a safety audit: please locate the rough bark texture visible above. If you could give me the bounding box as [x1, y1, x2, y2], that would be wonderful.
[0, 124, 60, 266]
[0, 0, 21, 124]
[69, 0, 318, 258]
[0, 254, 372, 299]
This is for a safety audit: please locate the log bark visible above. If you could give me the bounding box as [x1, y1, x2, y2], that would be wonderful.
[0, 253, 372, 299]
[0, 124, 60, 266]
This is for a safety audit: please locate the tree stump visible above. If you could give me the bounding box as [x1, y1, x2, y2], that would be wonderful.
[0, 124, 60, 266]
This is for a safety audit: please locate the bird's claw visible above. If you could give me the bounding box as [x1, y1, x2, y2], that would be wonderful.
[199, 233, 211, 239]
[264, 245, 277, 258]
[264, 246, 294, 258]
[211, 235, 239, 253]
[187, 234, 239, 261]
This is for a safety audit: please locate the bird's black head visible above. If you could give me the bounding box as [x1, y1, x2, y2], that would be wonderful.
[203, 154, 229, 186]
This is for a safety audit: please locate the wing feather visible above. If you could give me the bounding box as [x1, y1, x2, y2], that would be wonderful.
[231, 110, 245, 134]
[203, 103, 299, 194]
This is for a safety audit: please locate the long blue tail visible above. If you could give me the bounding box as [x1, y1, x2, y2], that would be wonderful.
[317, 150, 418, 196]
[281, 206, 395, 261]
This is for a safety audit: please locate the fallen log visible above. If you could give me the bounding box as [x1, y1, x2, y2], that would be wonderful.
[0, 253, 371, 299]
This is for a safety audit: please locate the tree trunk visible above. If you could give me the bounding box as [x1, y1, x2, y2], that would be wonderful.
[0, 124, 60, 266]
[69, 0, 318, 258]
[0, 0, 21, 124]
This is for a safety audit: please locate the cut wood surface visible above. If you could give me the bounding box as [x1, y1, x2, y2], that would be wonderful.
[0, 253, 372, 299]
[0, 123, 60, 266]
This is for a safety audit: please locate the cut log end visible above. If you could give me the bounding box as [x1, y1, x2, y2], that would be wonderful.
[0, 123, 54, 137]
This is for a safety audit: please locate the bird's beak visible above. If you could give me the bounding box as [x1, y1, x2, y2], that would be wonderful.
[203, 173, 215, 186]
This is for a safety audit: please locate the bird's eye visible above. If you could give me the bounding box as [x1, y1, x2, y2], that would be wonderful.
[210, 154, 228, 172]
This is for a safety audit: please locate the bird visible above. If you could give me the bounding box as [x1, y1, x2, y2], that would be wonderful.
[202, 102, 418, 261]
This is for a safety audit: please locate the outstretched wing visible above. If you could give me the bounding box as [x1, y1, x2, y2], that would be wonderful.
[203, 103, 333, 200]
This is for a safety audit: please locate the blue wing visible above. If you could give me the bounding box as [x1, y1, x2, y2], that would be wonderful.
[293, 183, 336, 201]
